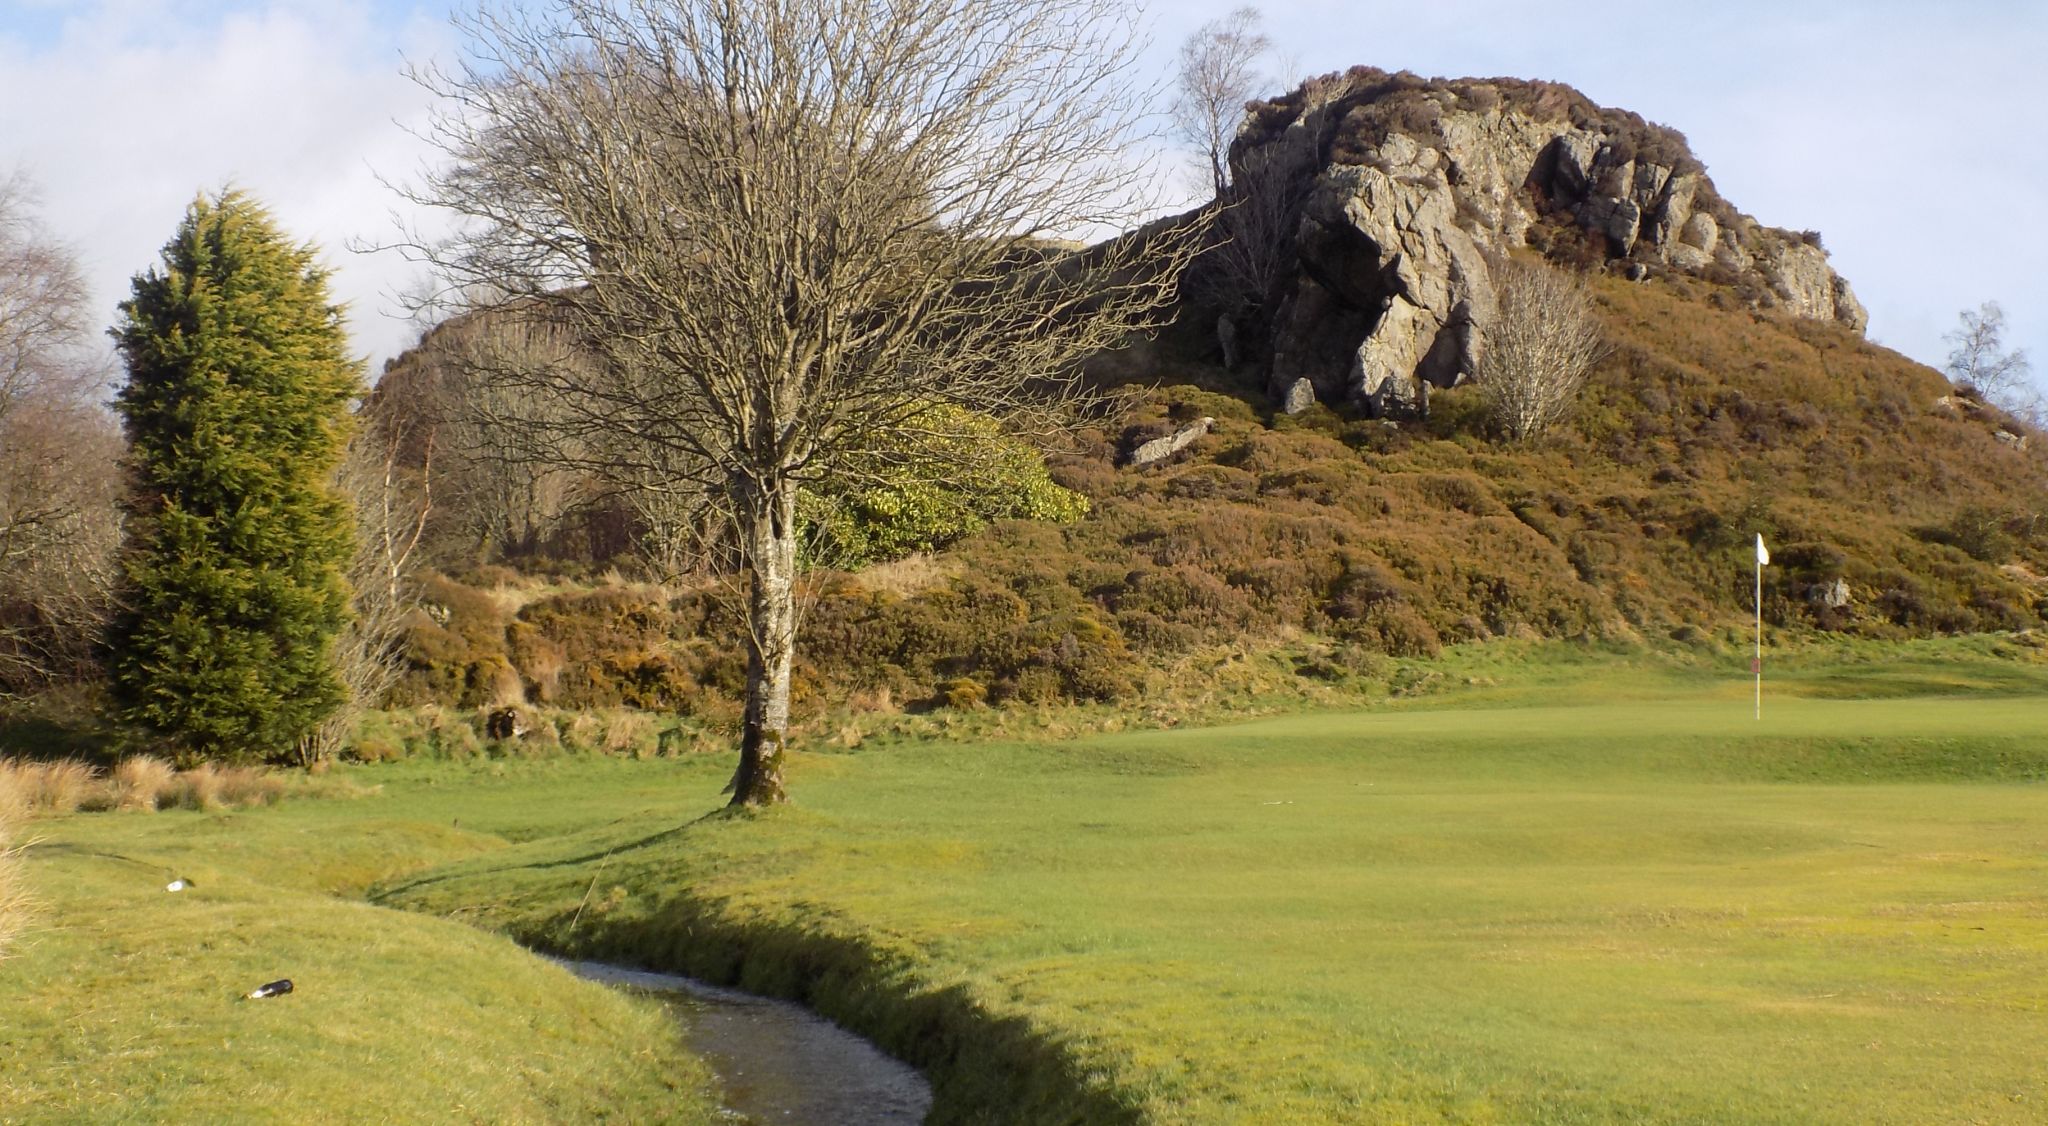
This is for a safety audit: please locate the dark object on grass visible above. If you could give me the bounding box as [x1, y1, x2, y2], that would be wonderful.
[247, 979, 294, 999]
[485, 707, 525, 740]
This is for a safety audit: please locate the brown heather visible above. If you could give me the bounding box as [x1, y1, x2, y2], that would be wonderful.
[377, 268, 2045, 728]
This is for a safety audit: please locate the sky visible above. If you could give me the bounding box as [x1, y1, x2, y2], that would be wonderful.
[1, 0, 2042, 396]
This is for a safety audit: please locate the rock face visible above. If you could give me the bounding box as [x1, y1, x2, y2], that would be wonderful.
[1219, 70, 1868, 416]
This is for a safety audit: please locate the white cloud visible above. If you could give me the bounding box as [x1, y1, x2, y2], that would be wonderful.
[3, 0, 2043, 396]
[0, 0, 455, 370]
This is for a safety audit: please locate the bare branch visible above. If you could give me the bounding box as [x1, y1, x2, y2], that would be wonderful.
[1472, 257, 1608, 442]
[1945, 300, 2037, 421]
[0, 172, 120, 698]
[1170, 6, 1270, 197]
[388, 0, 1197, 804]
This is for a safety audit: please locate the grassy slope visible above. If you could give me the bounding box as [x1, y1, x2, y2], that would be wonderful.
[371, 644, 2048, 1124]
[0, 758, 730, 1124]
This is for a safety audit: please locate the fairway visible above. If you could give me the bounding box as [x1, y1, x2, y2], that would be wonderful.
[6, 656, 2046, 1123]
[374, 684, 2048, 1124]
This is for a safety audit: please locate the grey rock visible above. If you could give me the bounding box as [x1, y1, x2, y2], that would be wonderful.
[1811, 578, 1852, 610]
[1995, 429, 2029, 450]
[1233, 71, 1867, 412]
[1280, 377, 1317, 415]
[1128, 417, 1215, 468]
[1679, 209, 1718, 251]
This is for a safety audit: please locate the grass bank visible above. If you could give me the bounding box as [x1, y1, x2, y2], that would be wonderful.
[376, 644, 2048, 1123]
[0, 757, 729, 1123]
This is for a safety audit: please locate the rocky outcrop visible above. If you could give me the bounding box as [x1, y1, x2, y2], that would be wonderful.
[1221, 69, 1868, 416]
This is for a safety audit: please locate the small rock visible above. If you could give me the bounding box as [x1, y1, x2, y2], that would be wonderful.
[1279, 377, 1317, 415]
[1126, 417, 1213, 469]
[1994, 429, 2028, 450]
[1810, 577, 1851, 610]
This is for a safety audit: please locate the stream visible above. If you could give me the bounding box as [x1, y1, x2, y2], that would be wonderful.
[559, 959, 934, 1125]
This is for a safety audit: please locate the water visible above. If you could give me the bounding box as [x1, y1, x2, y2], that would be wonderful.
[559, 959, 933, 1126]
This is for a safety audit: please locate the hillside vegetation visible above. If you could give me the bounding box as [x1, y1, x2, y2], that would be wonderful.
[379, 267, 2047, 726]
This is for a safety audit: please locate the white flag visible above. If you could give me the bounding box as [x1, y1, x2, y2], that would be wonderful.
[1755, 534, 1769, 566]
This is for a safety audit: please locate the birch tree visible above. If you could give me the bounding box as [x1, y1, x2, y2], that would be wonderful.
[400, 0, 1194, 805]
[1171, 6, 1270, 197]
[1473, 257, 1607, 442]
[1945, 301, 2037, 421]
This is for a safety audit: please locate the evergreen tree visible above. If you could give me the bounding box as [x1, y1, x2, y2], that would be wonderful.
[111, 191, 362, 763]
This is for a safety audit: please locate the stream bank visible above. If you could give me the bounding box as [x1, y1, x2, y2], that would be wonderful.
[561, 959, 931, 1125]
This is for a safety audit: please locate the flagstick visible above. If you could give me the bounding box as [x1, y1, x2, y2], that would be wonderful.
[1754, 554, 1762, 721]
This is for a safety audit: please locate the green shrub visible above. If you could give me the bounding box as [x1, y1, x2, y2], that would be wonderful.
[940, 678, 987, 710]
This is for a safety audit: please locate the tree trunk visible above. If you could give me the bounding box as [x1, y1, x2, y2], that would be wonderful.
[728, 479, 796, 806]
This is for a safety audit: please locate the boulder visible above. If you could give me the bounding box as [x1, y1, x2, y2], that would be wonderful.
[1127, 417, 1215, 469]
[1279, 376, 1317, 415]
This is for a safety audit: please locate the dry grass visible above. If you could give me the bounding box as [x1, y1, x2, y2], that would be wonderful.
[0, 808, 26, 960]
[853, 552, 965, 597]
[0, 758, 297, 816]
[599, 711, 657, 755]
[110, 755, 177, 811]
[0, 760, 97, 814]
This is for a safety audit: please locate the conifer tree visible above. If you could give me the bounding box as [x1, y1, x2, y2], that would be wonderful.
[111, 191, 362, 763]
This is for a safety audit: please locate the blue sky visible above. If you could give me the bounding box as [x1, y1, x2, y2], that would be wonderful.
[1, 0, 2041, 394]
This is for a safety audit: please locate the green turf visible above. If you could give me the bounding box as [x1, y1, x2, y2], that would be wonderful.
[377, 660, 2048, 1124]
[9, 643, 2048, 1123]
[0, 758, 731, 1124]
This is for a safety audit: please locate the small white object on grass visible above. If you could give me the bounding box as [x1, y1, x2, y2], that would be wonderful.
[246, 979, 294, 999]
[165, 878, 192, 892]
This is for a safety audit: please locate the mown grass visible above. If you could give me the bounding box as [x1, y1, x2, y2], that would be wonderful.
[373, 648, 2048, 1124]
[0, 756, 731, 1124]
[9, 641, 2047, 1122]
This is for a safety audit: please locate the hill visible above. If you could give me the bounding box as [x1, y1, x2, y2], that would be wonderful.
[362, 70, 2048, 726]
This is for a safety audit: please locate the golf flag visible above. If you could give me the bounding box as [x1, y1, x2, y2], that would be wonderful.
[1753, 534, 1767, 719]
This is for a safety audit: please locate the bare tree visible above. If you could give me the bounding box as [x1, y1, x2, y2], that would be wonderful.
[1183, 132, 1311, 362]
[1945, 300, 2037, 421]
[297, 413, 435, 764]
[372, 313, 589, 562]
[397, 0, 1195, 805]
[1172, 6, 1270, 198]
[1473, 258, 1608, 442]
[0, 173, 121, 698]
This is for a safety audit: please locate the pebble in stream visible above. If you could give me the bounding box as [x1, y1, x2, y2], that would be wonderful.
[560, 960, 933, 1126]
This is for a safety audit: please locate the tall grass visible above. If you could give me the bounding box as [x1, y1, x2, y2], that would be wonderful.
[0, 758, 297, 816]
[0, 803, 26, 959]
[109, 755, 177, 811]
